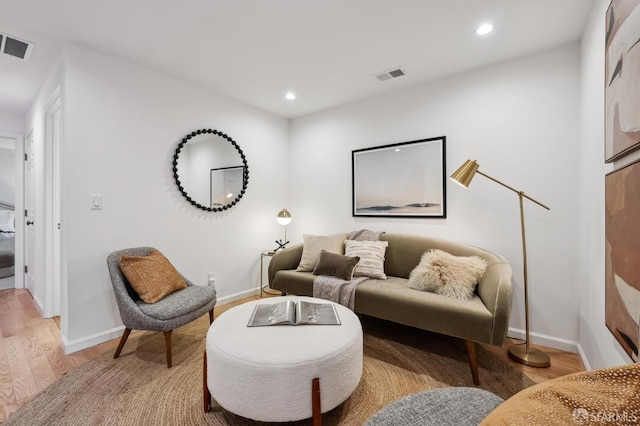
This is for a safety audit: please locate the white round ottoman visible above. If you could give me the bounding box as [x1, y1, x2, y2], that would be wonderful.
[205, 296, 363, 422]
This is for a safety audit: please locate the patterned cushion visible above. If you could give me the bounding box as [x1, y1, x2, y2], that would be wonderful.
[480, 363, 640, 425]
[345, 240, 388, 279]
[119, 250, 187, 304]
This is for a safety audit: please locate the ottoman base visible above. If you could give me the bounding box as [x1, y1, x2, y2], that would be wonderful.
[203, 351, 323, 425]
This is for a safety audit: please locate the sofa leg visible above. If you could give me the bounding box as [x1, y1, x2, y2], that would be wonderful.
[466, 340, 480, 385]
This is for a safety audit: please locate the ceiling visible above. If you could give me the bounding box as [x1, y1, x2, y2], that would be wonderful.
[0, 0, 595, 120]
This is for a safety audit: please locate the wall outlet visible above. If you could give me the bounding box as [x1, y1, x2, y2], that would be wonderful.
[208, 272, 216, 287]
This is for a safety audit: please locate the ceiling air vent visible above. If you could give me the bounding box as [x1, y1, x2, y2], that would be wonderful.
[0, 33, 34, 60]
[374, 67, 405, 82]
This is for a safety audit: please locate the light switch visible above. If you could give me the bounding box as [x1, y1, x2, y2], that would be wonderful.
[91, 194, 103, 210]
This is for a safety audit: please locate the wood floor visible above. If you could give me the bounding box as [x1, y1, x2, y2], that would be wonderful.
[0, 289, 584, 423]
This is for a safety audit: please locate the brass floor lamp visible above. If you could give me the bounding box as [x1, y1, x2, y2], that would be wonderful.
[450, 160, 551, 368]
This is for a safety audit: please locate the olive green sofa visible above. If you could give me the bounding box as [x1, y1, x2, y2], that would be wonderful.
[268, 233, 513, 385]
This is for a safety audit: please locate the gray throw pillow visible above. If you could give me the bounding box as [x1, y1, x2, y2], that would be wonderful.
[312, 250, 360, 281]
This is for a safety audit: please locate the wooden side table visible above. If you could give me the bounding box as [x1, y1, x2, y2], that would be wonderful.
[260, 250, 281, 297]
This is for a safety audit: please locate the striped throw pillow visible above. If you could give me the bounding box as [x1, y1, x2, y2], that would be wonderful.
[344, 240, 388, 279]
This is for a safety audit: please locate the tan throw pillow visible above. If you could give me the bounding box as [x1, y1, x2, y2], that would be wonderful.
[344, 240, 388, 279]
[312, 250, 360, 281]
[407, 249, 487, 300]
[119, 250, 187, 304]
[296, 234, 348, 272]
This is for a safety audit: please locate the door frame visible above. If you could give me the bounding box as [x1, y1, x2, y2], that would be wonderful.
[43, 86, 63, 318]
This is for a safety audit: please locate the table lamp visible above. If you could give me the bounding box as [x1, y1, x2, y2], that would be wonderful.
[275, 208, 292, 252]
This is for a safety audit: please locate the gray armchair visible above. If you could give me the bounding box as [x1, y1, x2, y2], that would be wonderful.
[107, 247, 217, 368]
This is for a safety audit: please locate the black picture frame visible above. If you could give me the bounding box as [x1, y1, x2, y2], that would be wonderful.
[352, 136, 446, 218]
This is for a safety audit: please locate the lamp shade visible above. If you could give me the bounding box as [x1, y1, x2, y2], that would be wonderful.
[450, 160, 479, 187]
[276, 208, 292, 225]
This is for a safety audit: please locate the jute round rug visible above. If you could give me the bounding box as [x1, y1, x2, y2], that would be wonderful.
[7, 314, 534, 425]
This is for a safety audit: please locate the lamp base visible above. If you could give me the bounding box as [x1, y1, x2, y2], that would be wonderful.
[273, 239, 289, 252]
[508, 343, 550, 368]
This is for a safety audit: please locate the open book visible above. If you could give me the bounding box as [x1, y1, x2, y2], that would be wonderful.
[247, 300, 341, 327]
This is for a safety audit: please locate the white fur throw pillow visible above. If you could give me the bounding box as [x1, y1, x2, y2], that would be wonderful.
[407, 249, 488, 300]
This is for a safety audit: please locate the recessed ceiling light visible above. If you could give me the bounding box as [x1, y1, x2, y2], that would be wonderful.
[476, 23, 494, 35]
[285, 92, 296, 100]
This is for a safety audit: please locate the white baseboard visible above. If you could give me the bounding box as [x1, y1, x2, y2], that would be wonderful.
[32, 294, 44, 316]
[61, 288, 266, 354]
[61, 325, 125, 355]
[60, 289, 260, 354]
[507, 327, 579, 354]
[216, 287, 264, 305]
[576, 343, 592, 370]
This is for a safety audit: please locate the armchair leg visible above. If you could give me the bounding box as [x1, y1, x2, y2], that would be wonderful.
[209, 309, 214, 324]
[164, 330, 173, 368]
[114, 327, 132, 359]
[466, 340, 480, 385]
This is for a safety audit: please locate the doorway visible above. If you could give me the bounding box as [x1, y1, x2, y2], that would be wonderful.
[0, 135, 18, 290]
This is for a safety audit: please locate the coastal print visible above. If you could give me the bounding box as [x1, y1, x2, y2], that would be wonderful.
[352, 137, 445, 218]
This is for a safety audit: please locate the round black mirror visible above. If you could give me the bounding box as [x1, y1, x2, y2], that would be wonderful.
[173, 129, 249, 211]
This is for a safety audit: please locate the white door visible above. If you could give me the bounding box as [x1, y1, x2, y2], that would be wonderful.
[47, 94, 62, 316]
[24, 130, 35, 294]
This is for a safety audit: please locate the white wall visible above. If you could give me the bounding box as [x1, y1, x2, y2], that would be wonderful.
[0, 109, 25, 134]
[578, 0, 635, 369]
[60, 43, 289, 350]
[290, 44, 581, 349]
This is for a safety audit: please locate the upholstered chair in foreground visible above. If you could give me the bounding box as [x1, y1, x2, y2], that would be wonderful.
[366, 363, 640, 425]
[107, 247, 216, 368]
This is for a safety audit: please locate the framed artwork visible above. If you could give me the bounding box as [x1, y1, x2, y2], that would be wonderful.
[352, 136, 446, 218]
[210, 166, 245, 208]
[605, 159, 640, 362]
[605, 0, 640, 163]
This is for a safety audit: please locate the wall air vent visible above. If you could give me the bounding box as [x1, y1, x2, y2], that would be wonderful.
[374, 67, 405, 82]
[0, 33, 34, 60]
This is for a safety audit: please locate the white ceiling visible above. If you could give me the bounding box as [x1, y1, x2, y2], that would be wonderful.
[0, 0, 595, 119]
